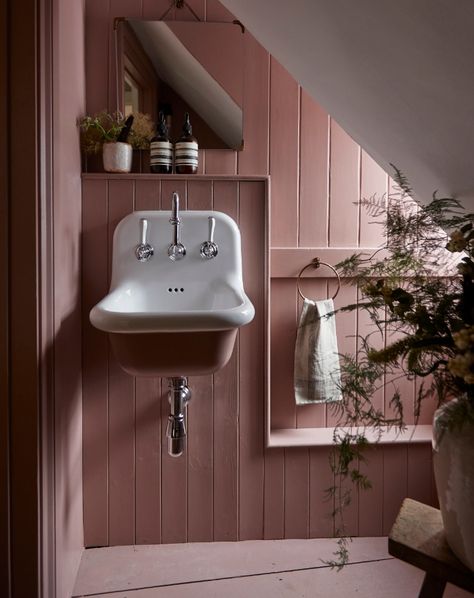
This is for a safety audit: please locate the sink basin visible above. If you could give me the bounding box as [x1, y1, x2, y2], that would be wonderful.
[90, 208, 254, 376]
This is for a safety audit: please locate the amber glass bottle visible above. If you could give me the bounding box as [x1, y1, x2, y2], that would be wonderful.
[150, 112, 173, 174]
[174, 112, 198, 174]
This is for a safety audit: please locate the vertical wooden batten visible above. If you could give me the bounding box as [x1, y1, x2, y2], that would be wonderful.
[134, 179, 162, 544]
[269, 59, 299, 248]
[212, 181, 240, 541]
[186, 179, 214, 543]
[107, 181, 136, 546]
[299, 93, 329, 248]
[159, 179, 189, 545]
[52, 0, 86, 593]
[238, 181, 267, 540]
[82, 179, 110, 547]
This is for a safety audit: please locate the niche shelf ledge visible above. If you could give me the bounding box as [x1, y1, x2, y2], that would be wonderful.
[267, 425, 433, 448]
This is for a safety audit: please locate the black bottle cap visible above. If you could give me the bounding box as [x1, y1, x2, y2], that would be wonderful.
[182, 112, 192, 136]
[117, 114, 134, 142]
[157, 111, 168, 137]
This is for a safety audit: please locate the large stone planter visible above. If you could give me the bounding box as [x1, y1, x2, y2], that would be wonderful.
[102, 141, 132, 173]
[433, 398, 474, 571]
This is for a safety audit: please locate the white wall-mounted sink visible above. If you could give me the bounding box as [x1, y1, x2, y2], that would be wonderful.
[90, 203, 254, 377]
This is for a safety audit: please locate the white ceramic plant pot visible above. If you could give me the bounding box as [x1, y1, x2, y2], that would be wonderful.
[102, 141, 132, 173]
[433, 399, 474, 571]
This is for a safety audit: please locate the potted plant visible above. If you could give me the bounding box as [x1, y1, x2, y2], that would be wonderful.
[328, 168, 474, 569]
[79, 111, 154, 173]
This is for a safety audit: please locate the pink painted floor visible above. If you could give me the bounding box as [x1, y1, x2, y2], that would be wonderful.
[73, 537, 472, 597]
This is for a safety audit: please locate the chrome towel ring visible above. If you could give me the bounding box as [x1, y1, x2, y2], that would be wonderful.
[296, 258, 341, 301]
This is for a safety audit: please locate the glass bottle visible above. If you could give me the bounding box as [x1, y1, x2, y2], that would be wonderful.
[175, 112, 198, 174]
[150, 112, 173, 174]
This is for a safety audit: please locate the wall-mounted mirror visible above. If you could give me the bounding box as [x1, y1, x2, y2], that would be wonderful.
[117, 20, 244, 150]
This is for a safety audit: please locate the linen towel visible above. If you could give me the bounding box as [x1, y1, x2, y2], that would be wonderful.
[294, 298, 342, 405]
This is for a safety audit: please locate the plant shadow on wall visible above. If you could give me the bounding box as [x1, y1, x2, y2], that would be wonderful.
[326, 167, 474, 569]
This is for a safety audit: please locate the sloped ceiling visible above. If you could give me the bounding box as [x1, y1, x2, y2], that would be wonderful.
[220, 0, 474, 211]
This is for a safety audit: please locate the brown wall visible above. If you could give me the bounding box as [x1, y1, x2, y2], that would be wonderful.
[3, 1, 43, 595]
[82, 0, 436, 547]
[0, 0, 9, 589]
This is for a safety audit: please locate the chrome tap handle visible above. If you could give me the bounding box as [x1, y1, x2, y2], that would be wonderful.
[168, 192, 186, 261]
[208, 216, 216, 244]
[200, 216, 219, 259]
[135, 218, 154, 262]
[140, 218, 148, 245]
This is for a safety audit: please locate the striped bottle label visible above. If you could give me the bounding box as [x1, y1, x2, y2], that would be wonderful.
[150, 141, 173, 167]
[175, 141, 198, 167]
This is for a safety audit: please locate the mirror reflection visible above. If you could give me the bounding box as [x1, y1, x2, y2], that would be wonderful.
[119, 20, 244, 150]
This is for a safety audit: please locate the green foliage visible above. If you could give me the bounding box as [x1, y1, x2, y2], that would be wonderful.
[79, 111, 126, 154]
[327, 168, 474, 568]
[78, 111, 155, 153]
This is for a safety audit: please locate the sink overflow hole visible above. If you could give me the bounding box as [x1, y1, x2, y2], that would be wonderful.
[168, 287, 185, 293]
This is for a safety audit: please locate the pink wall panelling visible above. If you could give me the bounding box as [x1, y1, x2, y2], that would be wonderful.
[81, 173, 437, 549]
[82, 175, 268, 547]
[83, 0, 437, 548]
[53, 0, 86, 594]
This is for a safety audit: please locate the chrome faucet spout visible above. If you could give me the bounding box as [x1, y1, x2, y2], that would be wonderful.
[168, 192, 186, 260]
[170, 192, 180, 225]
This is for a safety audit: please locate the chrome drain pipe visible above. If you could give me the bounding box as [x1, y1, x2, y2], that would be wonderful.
[166, 377, 191, 457]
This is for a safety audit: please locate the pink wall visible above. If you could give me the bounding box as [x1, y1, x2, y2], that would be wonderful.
[83, 0, 436, 547]
[82, 176, 266, 545]
[53, 0, 85, 593]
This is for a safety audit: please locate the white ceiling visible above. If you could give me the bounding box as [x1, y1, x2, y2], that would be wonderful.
[220, 0, 474, 211]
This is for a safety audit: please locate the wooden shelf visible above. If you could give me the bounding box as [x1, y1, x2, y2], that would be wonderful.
[81, 173, 269, 182]
[267, 425, 432, 448]
[270, 247, 384, 278]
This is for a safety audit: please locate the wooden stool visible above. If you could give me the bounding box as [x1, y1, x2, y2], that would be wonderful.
[389, 498, 474, 597]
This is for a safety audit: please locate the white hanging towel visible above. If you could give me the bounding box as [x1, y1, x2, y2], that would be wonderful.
[294, 298, 342, 405]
